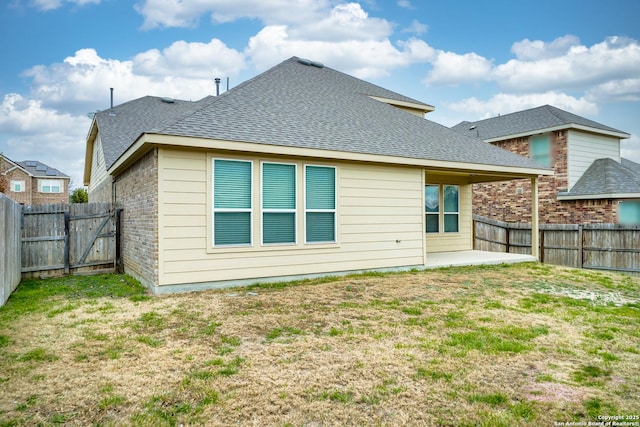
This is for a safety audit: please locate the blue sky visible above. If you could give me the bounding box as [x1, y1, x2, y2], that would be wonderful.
[1, 0, 639, 188]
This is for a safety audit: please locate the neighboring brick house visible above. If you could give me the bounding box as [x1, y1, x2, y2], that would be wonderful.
[0, 155, 70, 205]
[452, 105, 640, 225]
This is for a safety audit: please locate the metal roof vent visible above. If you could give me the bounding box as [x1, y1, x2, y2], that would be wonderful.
[161, 97, 175, 104]
[297, 58, 324, 68]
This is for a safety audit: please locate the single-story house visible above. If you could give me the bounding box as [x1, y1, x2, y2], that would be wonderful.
[84, 57, 551, 293]
[452, 105, 640, 225]
[0, 155, 70, 205]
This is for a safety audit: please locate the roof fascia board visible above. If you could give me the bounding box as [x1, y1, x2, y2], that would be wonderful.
[484, 124, 630, 143]
[368, 96, 435, 114]
[108, 133, 553, 179]
[83, 118, 98, 185]
[557, 192, 640, 201]
[1, 156, 33, 177]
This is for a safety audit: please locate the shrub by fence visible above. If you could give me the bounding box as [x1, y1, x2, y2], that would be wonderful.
[1, 194, 22, 306]
[474, 215, 640, 275]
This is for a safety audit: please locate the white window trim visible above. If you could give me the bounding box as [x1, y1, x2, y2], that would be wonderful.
[425, 184, 439, 234]
[304, 164, 337, 244]
[39, 179, 63, 193]
[261, 161, 297, 246]
[443, 184, 460, 233]
[212, 158, 253, 248]
[425, 184, 460, 234]
[11, 180, 25, 192]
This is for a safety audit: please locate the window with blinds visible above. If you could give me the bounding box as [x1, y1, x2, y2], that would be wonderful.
[262, 162, 296, 244]
[305, 165, 336, 243]
[619, 200, 640, 225]
[212, 159, 252, 246]
[530, 135, 551, 167]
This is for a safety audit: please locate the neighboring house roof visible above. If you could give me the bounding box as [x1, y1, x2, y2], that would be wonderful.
[452, 105, 630, 142]
[558, 157, 640, 200]
[90, 56, 551, 180]
[15, 160, 69, 178]
[1, 155, 69, 179]
[622, 158, 640, 175]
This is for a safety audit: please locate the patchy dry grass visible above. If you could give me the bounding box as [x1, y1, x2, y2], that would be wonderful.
[0, 264, 639, 426]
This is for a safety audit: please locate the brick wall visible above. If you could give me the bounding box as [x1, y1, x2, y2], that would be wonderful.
[1, 162, 32, 204]
[114, 149, 158, 288]
[31, 178, 70, 205]
[473, 131, 618, 224]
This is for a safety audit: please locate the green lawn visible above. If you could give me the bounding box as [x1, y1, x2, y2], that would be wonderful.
[0, 263, 638, 426]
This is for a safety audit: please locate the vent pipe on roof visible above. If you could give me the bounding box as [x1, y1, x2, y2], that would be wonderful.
[214, 78, 221, 96]
[110, 88, 114, 109]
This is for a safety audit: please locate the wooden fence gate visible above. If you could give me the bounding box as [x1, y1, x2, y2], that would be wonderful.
[21, 203, 122, 277]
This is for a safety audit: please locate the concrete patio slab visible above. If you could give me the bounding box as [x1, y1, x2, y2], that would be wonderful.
[424, 250, 536, 269]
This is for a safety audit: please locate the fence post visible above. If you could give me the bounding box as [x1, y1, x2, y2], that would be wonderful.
[115, 208, 123, 274]
[64, 211, 70, 275]
[540, 228, 545, 263]
[505, 225, 510, 254]
[472, 219, 476, 250]
[578, 224, 583, 269]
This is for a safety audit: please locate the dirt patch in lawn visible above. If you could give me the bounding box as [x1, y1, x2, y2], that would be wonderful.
[1, 264, 639, 426]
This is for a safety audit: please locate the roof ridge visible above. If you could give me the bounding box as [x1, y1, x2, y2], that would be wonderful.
[153, 95, 217, 133]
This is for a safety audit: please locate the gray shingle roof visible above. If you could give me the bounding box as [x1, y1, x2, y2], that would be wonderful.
[563, 158, 640, 196]
[451, 105, 630, 141]
[96, 96, 214, 169]
[98, 57, 547, 172]
[621, 158, 640, 175]
[16, 160, 69, 178]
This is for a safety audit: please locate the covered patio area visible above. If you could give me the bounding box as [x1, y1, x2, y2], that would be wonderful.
[424, 250, 536, 269]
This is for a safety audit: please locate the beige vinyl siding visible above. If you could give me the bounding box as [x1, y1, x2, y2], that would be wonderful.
[88, 135, 109, 194]
[567, 130, 620, 188]
[157, 148, 425, 286]
[424, 173, 473, 253]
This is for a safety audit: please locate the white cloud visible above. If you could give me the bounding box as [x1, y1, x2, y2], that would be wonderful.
[446, 92, 598, 120]
[402, 19, 428, 35]
[132, 38, 246, 79]
[621, 135, 640, 164]
[494, 36, 640, 93]
[135, 0, 330, 29]
[397, 0, 414, 9]
[289, 3, 392, 41]
[586, 78, 640, 103]
[246, 26, 433, 78]
[511, 35, 580, 61]
[0, 93, 82, 134]
[0, 93, 89, 187]
[23, 47, 243, 114]
[423, 51, 493, 86]
[26, 0, 100, 11]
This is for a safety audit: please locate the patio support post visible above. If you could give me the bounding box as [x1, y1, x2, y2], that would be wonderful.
[531, 177, 540, 260]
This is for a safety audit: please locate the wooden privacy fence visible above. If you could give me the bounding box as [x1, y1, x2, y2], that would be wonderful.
[21, 202, 122, 277]
[474, 215, 640, 274]
[1, 194, 22, 306]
